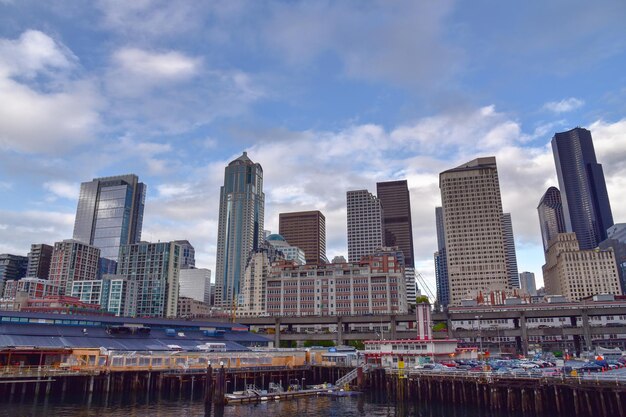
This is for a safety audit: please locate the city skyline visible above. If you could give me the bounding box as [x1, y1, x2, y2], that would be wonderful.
[1, 2, 626, 296]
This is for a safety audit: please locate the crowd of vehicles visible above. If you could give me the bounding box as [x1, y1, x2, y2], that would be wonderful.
[413, 355, 626, 377]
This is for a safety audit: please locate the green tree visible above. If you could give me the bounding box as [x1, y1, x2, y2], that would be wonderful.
[303, 340, 335, 348]
[348, 340, 365, 350]
[416, 295, 430, 304]
[432, 322, 447, 332]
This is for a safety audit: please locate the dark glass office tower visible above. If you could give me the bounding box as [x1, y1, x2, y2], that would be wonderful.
[215, 152, 264, 308]
[377, 180, 415, 268]
[73, 174, 146, 261]
[537, 187, 567, 253]
[552, 127, 614, 249]
[434, 207, 449, 307]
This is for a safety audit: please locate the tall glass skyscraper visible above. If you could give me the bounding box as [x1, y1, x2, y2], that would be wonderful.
[434, 206, 450, 308]
[376, 180, 415, 268]
[215, 152, 264, 308]
[537, 186, 567, 253]
[73, 174, 146, 261]
[552, 127, 614, 249]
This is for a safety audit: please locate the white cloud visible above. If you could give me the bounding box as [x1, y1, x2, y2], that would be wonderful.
[0, 30, 76, 78]
[43, 181, 79, 200]
[0, 209, 74, 255]
[543, 97, 585, 113]
[114, 48, 200, 80]
[0, 31, 100, 154]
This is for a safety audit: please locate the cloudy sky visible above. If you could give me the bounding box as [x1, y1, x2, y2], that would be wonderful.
[1, 1, 626, 296]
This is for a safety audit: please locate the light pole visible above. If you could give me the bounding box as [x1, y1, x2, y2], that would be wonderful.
[301, 377, 305, 390]
[475, 315, 483, 357]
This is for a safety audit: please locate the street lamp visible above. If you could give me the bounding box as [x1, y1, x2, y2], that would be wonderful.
[301, 377, 306, 390]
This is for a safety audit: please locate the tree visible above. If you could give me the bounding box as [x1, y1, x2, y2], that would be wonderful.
[348, 340, 365, 350]
[416, 295, 430, 304]
[303, 340, 335, 348]
[432, 322, 447, 332]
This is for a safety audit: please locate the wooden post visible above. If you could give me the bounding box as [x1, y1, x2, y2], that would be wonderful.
[204, 365, 213, 409]
[573, 389, 581, 416]
[554, 386, 562, 414]
[616, 390, 624, 417]
[599, 390, 608, 417]
[585, 391, 594, 416]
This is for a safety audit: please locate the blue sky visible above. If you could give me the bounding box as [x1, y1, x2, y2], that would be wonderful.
[1, 1, 626, 295]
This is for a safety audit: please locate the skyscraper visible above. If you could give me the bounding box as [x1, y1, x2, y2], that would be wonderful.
[376, 180, 415, 268]
[179, 268, 211, 304]
[552, 127, 614, 249]
[279, 211, 327, 265]
[0, 254, 28, 295]
[118, 241, 180, 318]
[537, 187, 567, 253]
[215, 152, 264, 308]
[73, 174, 146, 261]
[26, 244, 53, 279]
[502, 213, 520, 288]
[346, 190, 384, 263]
[519, 272, 537, 296]
[434, 206, 450, 307]
[439, 157, 509, 305]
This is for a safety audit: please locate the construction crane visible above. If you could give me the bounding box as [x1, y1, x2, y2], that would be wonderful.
[415, 270, 436, 304]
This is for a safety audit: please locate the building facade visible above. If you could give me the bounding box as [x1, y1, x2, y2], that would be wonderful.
[502, 213, 520, 288]
[215, 152, 265, 308]
[542, 233, 621, 300]
[278, 211, 327, 265]
[537, 187, 567, 253]
[552, 127, 614, 249]
[265, 234, 306, 265]
[346, 189, 384, 263]
[177, 296, 212, 318]
[599, 223, 626, 295]
[179, 268, 211, 304]
[117, 241, 180, 318]
[49, 240, 100, 296]
[2, 278, 59, 299]
[376, 180, 415, 268]
[174, 240, 196, 269]
[0, 254, 28, 296]
[266, 249, 407, 316]
[434, 206, 450, 308]
[73, 174, 146, 261]
[26, 244, 53, 279]
[519, 272, 537, 296]
[238, 242, 286, 317]
[439, 157, 509, 306]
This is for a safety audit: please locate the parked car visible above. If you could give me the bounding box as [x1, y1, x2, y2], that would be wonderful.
[578, 363, 603, 373]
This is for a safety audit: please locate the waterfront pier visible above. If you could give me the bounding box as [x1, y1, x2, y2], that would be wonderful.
[368, 369, 626, 417]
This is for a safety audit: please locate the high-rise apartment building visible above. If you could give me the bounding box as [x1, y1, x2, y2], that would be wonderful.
[439, 157, 509, 306]
[49, 240, 100, 296]
[502, 213, 520, 288]
[376, 180, 415, 268]
[543, 233, 620, 300]
[519, 271, 537, 296]
[174, 240, 196, 269]
[215, 152, 264, 308]
[179, 268, 211, 304]
[537, 187, 567, 253]
[434, 207, 450, 307]
[26, 244, 53, 279]
[0, 254, 28, 281]
[238, 242, 286, 317]
[118, 241, 180, 318]
[278, 211, 327, 265]
[73, 174, 146, 261]
[552, 127, 614, 249]
[346, 190, 384, 263]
